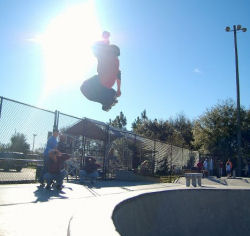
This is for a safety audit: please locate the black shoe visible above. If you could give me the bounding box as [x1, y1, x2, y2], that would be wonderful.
[102, 99, 118, 112]
[110, 98, 118, 107]
[39, 183, 45, 188]
[102, 105, 110, 111]
[45, 184, 51, 190]
[56, 185, 62, 191]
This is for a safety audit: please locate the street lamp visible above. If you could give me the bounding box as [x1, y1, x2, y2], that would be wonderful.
[225, 25, 247, 176]
[32, 134, 37, 152]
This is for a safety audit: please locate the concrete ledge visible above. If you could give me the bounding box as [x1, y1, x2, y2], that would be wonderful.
[112, 189, 250, 236]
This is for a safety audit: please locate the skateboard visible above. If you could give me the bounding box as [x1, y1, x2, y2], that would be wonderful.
[102, 95, 118, 112]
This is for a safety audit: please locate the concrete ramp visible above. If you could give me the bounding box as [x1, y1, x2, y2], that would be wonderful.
[112, 189, 250, 236]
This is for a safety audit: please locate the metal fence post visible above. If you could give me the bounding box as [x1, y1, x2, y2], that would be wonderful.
[153, 140, 156, 176]
[122, 136, 125, 167]
[53, 110, 59, 131]
[0, 96, 3, 119]
[57, 111, 60, 130]
[133, 134, 137, 169]
[80, 136, 86, 169]
[170, 141, 173, 182]
[182, 145, 184, 169]
[103, 124, 109, 180]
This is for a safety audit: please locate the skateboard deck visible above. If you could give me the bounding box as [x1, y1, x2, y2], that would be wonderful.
[102, 96, 118, 111]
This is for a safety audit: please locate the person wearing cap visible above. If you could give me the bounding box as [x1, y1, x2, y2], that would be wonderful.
[38, 128, 59, 186]
[80, 157, 100, 184]
[80, 31, 121, 111]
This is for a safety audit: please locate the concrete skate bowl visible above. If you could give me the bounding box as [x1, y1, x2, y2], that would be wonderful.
[112, 189, 250, 236]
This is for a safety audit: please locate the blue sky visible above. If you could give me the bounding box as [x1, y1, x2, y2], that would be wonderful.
[1, 0, 250, 130]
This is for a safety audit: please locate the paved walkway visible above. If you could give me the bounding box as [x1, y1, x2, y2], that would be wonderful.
[0, 178, 250, 236]
[0, 181, 182, 236]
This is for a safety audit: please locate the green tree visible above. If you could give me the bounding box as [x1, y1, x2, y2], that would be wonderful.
[141, 109, 148, 121]
[241, 109, 250, 159]
[109, 111, 127, 130]
[132, 110, 192, 147]
[0, 143, 10, 152]
[9, 133, 30, 154]
[144, 119, 172, 141]
[169, 113, 194, 148]
[132, 110, 148, 130]
[192, 99, 250, 161]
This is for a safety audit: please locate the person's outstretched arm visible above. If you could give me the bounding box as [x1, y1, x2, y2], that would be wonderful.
[116, 70, 121, 97]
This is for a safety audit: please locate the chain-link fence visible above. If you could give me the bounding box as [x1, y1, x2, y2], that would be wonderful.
[0, 96, 198, 183]
[0, 97, 55, 183]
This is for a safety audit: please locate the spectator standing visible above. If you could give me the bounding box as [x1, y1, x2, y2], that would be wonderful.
[219, 160, 224, 177]
[231, 158, 237, 177]
[203, 159, 208, 177]
[197, 160, 203, 173]
[209, 158, 214, 176]
[243, 161, 249, 177]
[226, 159, 232, 177]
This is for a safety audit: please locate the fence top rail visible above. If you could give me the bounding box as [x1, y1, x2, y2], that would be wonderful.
[0, 96, 54, 114]
[0, 96, 192, 152]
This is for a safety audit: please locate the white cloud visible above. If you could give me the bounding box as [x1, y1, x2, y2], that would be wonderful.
[193, 68, 202, 74]
[26, 34, 43, 44]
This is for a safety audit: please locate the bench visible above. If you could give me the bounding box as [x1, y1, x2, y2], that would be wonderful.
[184, 173, 202, 187]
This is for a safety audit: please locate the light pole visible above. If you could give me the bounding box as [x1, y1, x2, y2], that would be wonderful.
[225, 25, 247, 176]
[32, 134, 37, 152]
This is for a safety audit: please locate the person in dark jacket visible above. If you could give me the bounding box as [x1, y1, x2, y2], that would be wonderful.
[44, 135, 71, 190]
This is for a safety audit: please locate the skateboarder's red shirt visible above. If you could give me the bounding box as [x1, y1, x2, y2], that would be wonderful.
[93, 41, 121, 96]
[97, 55, 119, 88]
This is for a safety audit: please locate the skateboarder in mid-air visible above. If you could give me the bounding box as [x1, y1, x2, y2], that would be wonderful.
[80, 31, 121, 111]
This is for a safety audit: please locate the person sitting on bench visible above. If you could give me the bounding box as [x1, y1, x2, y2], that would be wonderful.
[80, 157, 100, 184]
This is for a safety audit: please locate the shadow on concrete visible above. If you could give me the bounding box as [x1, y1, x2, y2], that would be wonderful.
[243, 178, 249, 184]
[33, 185, 72, 203]
[206, 176, 228, 185]
[83, 180, 157, 189]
